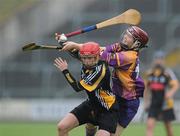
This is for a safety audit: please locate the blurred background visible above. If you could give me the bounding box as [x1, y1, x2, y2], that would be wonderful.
[0, 0, 179, 136]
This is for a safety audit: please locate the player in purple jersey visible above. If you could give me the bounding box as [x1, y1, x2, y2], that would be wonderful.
[56, 25, 149, 136]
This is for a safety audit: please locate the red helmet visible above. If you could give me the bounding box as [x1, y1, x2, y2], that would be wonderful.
[79, 42, 100, 56]
[127, 26, 149, 46]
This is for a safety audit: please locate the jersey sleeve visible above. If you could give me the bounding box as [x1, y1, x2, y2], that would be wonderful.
[79, 64, 106, 92]
[62, 69, 83, 92]
[165, 68, 178, 80]
[101, 43, 121, 53]
[101, 47, 137, 69]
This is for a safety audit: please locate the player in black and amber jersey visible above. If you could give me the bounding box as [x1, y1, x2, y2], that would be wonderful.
[54, 42, 119, 136]
[144, 51, 179, 136]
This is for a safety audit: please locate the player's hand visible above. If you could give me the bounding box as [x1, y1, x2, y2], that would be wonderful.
[100, 47, 106, 55]
[55, 33, 67, 43]
[54, 57, 68, 71]
[62, 41, 82, 51]
[165, 91, 174, 99]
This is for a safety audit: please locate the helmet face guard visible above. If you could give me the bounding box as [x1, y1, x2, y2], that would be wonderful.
[119, 30, 136, 50]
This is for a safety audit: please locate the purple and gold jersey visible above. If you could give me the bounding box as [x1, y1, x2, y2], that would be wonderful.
[101, 43, 145, 100]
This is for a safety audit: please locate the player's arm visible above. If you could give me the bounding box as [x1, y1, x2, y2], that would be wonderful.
[61, 42, 107, 61]
[60, 41, 82, 60]
[62, 41, 83, 51]
[54, 57, 83, 92]
[167, 79, 179, 97]
[61, 41, 81, 60]
[62, 41, 131, 69]
[62, 41, 106, 52]
[62, 69, 83, 92]
[165, 69, 179, 99]
[101, 44, 132, 68]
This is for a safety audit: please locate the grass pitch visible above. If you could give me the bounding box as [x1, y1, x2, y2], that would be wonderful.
[0, 122, 180, 136]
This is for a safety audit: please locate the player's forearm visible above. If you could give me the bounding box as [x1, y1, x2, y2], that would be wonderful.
[73, 43, 83, 50]
[169, 80, 179, 96]
[62, 69, 82, 92]
[103, 43, 121, 52]
[62, 42, 82, 60]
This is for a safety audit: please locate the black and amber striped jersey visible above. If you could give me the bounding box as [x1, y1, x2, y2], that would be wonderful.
[146, 66, 178, 110]
[62, 60, 116, 110]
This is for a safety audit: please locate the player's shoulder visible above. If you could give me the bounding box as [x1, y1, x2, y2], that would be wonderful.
[165, 68, 174, 74]
[164, 68, 177, 80]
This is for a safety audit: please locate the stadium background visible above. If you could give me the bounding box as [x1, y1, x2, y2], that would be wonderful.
[0, 0, 180, 136]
